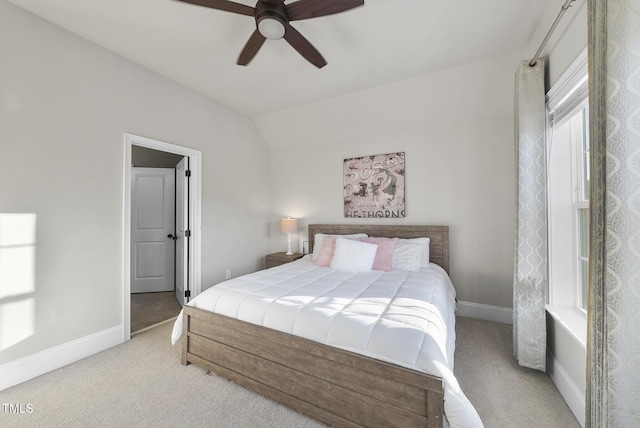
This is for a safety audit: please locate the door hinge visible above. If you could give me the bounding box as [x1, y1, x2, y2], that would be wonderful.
[184, 290, 191, 298]
[185, 170, 191, 177]
[185, 230, 191, 238]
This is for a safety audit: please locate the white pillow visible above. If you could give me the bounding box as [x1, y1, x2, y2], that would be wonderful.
[329, 238, 378, 273]
[312, 233, 368, 261]
[392, 242, 424, 271]
[392, 238, 431, 271]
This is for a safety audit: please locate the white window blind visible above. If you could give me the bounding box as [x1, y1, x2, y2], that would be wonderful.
[546, 48, 588, 127]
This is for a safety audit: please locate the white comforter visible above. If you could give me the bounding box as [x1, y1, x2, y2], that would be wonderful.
[171, 256, 483, 427]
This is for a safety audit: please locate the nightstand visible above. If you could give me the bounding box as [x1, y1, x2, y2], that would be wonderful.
[265, 252, 304, 269]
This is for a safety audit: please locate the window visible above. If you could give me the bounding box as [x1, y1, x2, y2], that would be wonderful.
[572, 107, 589, 312]
[547, 48, 589, 314]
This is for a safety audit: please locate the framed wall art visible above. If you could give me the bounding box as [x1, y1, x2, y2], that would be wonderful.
[343, 152, 405, 218]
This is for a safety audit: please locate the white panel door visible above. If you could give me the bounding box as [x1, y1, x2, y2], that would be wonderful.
[175, 158, 189, 306]
[131, 168, 175, 293]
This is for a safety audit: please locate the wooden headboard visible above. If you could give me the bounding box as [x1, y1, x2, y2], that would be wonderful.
[308, 224, 449, 273]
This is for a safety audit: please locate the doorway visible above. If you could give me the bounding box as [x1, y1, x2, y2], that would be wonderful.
[131, 163, 179, 333]
[123, 134, 202, 341]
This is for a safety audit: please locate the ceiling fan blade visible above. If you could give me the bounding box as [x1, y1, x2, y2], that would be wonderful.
[175, 0, 254, 17]
[237, 30, 267, 65]
[283, 25, 327, 68]
[286, 0, 364, 21]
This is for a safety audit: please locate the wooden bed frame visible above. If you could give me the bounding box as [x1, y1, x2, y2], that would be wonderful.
[181, 224, 449, 427]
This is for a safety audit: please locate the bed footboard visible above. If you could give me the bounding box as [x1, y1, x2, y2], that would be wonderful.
[182, 306, 444, 428]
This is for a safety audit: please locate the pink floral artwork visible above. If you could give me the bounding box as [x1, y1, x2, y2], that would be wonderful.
[343, 152, 405, 218]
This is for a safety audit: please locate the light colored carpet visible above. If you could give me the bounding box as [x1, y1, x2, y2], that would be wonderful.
[0, 320, 322, 428]
[0, 317, 579, 427]
[454, 317, 579, 427]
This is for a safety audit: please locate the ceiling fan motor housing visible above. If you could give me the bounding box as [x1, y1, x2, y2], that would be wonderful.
[255, 1, 289, 39]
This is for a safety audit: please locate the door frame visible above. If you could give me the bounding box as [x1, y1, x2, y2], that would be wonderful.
[122, 133, 202, 342]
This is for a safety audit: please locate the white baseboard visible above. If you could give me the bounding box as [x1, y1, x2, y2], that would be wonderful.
[547, 349, 585, 427]
[456, 300, 513, 324]
[0, 325, 123, 392]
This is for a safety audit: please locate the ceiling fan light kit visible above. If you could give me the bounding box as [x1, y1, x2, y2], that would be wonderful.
[257, 18, 285, 39]
[176, 0, 364, 68]
[256, 1, 287, 39]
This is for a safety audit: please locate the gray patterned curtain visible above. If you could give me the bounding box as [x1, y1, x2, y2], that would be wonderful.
[586, 0, 640, 426]
[513, 59, 547, 371]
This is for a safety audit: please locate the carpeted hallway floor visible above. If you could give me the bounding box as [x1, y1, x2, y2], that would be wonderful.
[130, 291, 182, 334]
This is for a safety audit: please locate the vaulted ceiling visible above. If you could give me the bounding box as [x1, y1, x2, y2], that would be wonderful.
[8, 0, 556, 116]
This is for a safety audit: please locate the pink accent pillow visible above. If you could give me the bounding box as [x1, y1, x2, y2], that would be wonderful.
[359, 237, 398, 271]
[315, 236, 337, 267]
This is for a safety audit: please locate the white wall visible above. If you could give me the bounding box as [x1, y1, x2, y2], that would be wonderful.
[258, 53, 521, 309]
[0, 0, 270, 366]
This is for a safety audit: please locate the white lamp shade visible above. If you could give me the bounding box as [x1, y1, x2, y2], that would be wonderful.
[258, 17, 286, 40]
[280, 217, 298, 234]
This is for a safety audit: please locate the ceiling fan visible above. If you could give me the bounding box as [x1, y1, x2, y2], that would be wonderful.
[176, 0, 364, 68]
